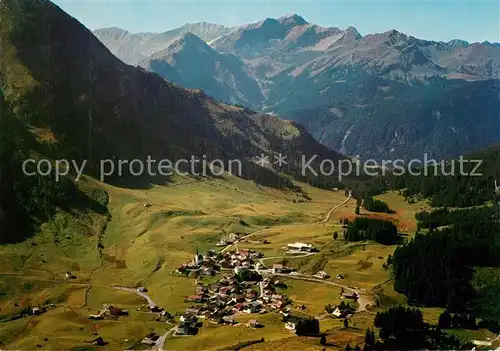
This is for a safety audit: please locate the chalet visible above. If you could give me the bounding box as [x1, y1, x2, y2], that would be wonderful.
[331, 307, 344, 317]
[219, 287, 231, 296]
[247, 319, 260, 328]
[234, 294, 245, 303]
[150, 305, 163, 313]
[315, 271, 329, 279]
[196, 285, 208, 295]
[245, 290, 258, 300]
[233, 303, 244, 311]
[185, 308, 200, 315]
[180, 314, 198, 324]
[185, 295, 206, 303]
[271, 300, 284, 309]
[222, 316, 235, 325]
[241, 259, 252, 267]
[142, 333, 159, 345]
[336, 274, 344, 280]
[90, 336, 106, 346]
[342, 292, 358, 300]
[271, 294, 283, 301]
[161, 310, 172, 318]
[237, 249, 249, 258]
[243, 302, 261, 313]
[287, 242, 315, 252]
[249, 251, 263, 259]
[272, 264, 283, 274]
[64, 272, 76, 279]
[176, 322, 197, 335]
[216, 239, 227, 247]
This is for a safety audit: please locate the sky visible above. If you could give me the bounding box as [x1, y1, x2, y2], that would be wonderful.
[53, 0, 499, 43]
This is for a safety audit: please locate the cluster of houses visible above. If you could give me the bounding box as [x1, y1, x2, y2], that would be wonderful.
[176, 249, 220, 276]
[176, 248, 265, 277]
[180, 271, 290, 329]
[216, 232, 241, 247]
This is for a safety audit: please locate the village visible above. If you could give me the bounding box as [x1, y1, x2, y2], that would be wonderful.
[163, 239, 361, 339]
[87, 238, 365, 348]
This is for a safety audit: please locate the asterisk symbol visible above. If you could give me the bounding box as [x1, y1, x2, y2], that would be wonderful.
[255, 153, 270, 167]
[274, 153, 287, 167]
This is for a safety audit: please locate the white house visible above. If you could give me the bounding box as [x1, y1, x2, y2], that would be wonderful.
[315, 271, 329, 279]
[287, 242, 314, 252]
[331, 307, 342, 317]
[272, 264, 284, 274]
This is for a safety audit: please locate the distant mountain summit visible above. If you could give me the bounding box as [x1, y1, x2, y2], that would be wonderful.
[95, 14, 500, 160]
[139, 33, 264, 106]
[278, 14, 308, 27]
[93, 22, 232, 65]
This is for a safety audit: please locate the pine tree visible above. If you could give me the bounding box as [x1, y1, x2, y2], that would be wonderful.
[365, 328, 375, 345]
[438, 311, 452, 329]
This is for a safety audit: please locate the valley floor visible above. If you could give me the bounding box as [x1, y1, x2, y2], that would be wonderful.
[1, 174, 494, 350]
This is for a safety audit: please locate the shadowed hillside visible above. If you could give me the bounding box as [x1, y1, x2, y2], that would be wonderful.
[0, 0, 345, 190]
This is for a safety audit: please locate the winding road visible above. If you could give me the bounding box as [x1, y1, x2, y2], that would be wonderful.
[219, 227, 269, 253]
[152, 327, 176, 351]
[271, 272, 375, 313]
[318, 193, 352, 224]
[114, 287, 157, 309]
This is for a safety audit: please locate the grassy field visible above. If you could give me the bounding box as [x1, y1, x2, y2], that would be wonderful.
[0, 176, 482, 350]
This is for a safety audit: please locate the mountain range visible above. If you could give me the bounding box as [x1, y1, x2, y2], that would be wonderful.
[0, 0, 345, 192]
[95, 15, 500, 160]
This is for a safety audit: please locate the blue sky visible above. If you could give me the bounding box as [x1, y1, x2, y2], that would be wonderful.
[53, 0, 499, 43]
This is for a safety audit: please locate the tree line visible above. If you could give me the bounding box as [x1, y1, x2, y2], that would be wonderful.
[345, 218, 399, 245]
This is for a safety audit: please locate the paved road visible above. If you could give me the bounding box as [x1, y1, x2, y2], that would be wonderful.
[318, 194, 352, 224]
[271, 273, 375, 313]
[152, 326, 176, 351]
[114, 287, 157, 309]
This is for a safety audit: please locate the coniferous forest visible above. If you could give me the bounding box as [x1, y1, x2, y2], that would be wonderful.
[392, 206, 500, 318]
[345, 217, 399, 245]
